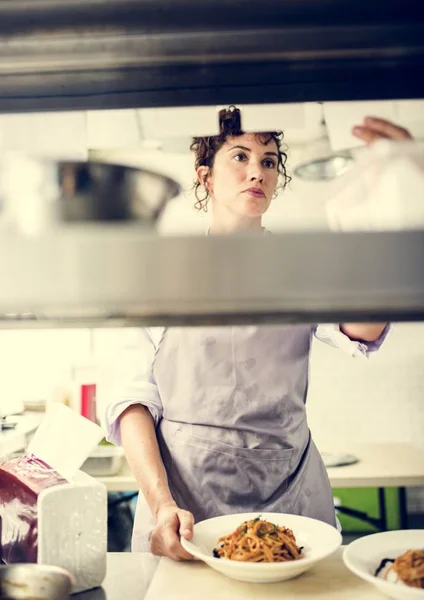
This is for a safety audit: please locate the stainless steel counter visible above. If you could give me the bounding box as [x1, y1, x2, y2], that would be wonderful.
[77, 549, 384, 600]
[77, 553, 159, 600]
[0, 412, 43, 457]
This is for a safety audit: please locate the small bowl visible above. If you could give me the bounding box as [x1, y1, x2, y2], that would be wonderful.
[181, 512, 342, 584]
[0, 563, 74, 599]
[343, 530, 424, 600]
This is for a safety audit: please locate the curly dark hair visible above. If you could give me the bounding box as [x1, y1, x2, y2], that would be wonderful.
[190, 105, 291, 211]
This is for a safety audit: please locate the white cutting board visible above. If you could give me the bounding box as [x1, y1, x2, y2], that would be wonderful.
[144, 548, 382, 600]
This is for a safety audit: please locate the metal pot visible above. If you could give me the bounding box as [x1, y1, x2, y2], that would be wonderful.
[0, 563, 74, 599]
[0, 155, 181, 234]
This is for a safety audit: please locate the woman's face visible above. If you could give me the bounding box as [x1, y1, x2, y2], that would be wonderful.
[200, 133, 280, 219]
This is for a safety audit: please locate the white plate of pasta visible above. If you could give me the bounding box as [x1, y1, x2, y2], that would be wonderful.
[343, 530, 424, 599]
[180, 512, 342, 583]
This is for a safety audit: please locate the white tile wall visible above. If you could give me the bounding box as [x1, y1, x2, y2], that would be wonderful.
[307, 322, 424, 512]
[0, 329, 91, 415]
[0, 112, 88, 159]
[308, 323, 424, 449]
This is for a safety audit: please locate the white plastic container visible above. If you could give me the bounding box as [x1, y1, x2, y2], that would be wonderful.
[81, 445, 125, 477]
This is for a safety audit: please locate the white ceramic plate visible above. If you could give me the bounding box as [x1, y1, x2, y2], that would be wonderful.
[343, 530, 424, 600]
[181, 512, 342, 583]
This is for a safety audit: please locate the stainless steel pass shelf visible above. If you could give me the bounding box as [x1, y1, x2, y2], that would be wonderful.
[0, 0, 423, 111]
[1, 229, 424, 327]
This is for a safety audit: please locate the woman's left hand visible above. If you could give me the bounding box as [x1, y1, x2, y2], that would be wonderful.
[352, 116, 413, 145]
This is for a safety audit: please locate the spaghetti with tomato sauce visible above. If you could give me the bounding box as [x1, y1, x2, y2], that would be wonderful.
[213, 517, 304, 563]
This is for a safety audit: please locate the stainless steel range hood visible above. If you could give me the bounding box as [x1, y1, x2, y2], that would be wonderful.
[1, 0, 424, 327]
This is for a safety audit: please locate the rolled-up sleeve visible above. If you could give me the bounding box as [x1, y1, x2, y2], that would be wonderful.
[314, 323, 390, 358]
[104, 328, 163, 446]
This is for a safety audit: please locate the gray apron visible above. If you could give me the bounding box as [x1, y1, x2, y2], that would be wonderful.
[132, 325, 336, 552]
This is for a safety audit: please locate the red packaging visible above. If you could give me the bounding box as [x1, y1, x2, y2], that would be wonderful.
[80, 383, 97, 423]
[0, 454, 68, 564]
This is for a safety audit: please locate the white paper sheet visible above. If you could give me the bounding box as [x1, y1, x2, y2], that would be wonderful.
[27, 403, 104, 480]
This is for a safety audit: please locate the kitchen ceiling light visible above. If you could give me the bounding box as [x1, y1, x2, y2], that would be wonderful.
[294, 104, 355, 181]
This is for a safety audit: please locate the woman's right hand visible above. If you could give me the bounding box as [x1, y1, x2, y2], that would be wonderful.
[150, 503, 195, 561]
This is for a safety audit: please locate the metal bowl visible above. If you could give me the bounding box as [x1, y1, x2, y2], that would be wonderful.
[0, 563, 74, 599]
[0, 154, 181, 230]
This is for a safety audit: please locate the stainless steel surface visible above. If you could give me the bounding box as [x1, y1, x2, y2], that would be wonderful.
[1, 230, 424, 327]
[0, 0, 423, 111]
[294, 154, 355, 181]
[0, 414, 43, 458]
[0, 156, 181, 229]
[78, 553, 158, 600]
[321, 453, 359, 468]
[0, 563, 74, 599]
[81, 448, 125, 477]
